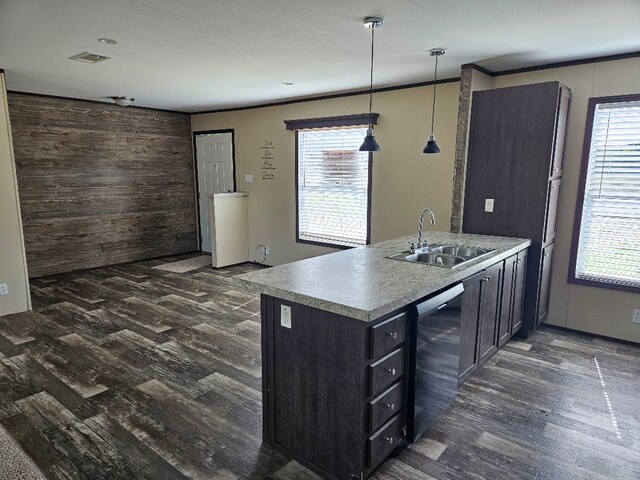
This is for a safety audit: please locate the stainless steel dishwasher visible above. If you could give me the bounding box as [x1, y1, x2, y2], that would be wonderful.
[406, 283, 464, 442]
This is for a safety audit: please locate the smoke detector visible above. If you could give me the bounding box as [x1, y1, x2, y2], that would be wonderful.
[110, 96, 135, 107]
[69, 52, 110, 64]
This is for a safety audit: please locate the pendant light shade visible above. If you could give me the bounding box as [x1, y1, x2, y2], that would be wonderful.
[423, 48, 445, 154]
[359, 16, 383, 152]
[360, 128, 380, 152]
[423, 135, 440, 154]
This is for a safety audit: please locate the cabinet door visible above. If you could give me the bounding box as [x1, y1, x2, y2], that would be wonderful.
[543, 179, 562, 244]
[498, 255, 516, 348]
[477, 262, 503, 365]
[537, 244, 555, 325]
[458, 272, 482, 382]
[511, 250, 528, 334]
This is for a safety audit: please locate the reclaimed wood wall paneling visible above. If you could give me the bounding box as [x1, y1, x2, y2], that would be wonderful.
[8, 93, 197, 277]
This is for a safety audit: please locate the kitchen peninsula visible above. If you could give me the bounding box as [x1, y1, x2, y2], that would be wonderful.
[234, 232, 530, 480]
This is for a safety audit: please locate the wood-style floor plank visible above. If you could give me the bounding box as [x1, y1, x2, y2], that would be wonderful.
[0, 253, 638, 479]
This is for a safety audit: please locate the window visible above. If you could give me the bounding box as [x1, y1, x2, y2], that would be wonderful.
[295, 125, 372, 248]
[569, 94, 640, 292]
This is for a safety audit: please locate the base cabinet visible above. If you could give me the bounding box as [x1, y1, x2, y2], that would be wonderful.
[262, 247, 529, 479]
[459, 249, 528, 384]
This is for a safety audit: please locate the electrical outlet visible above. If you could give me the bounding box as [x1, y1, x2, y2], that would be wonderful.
[484, 198, 495, 213]
[244, 174, 254, 183]
[264, 246, 270, 255]
[632, 309, 640, 324]
[0, 284, 7, 296]
[281, 305, 292, 328]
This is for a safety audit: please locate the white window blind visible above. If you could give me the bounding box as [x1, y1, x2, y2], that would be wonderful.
[297, 127, 370, 247]
[575, 99, 640, 288]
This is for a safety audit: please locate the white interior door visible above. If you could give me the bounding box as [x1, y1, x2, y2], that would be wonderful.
[195, 132, 235, 252]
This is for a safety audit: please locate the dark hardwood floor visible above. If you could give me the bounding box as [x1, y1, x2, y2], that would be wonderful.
[1, 254, 639, 479]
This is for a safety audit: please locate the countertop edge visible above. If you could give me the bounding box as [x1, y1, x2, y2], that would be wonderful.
[231, 237, 531, 322]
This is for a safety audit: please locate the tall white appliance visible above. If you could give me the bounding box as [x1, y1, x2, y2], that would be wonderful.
[208, 192, 249, 268]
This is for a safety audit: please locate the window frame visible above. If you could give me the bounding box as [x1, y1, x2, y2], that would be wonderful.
[290, 115, 375, 250]
[568, 93, 640, 294]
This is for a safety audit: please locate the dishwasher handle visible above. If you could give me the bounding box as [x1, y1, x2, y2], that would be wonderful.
[414, 283, 464, 317]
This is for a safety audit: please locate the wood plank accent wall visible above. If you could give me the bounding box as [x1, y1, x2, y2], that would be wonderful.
[7, 93, 197, 277]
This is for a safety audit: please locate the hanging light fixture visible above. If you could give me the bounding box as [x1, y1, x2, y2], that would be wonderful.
[359, 16, 383, 152]
[423, 48, 445, 154]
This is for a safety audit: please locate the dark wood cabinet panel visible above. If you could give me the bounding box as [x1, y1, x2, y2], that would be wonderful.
[537, 243, 555, 325]
[477, 262, 503, 365]
[511, 250, 528, 334]
[7, 93, 197, 277]
[498, 254, 516, 347]
[369, 348, 405, 396]
[268, 298, 368, 479]
[462, 81, 571, 338]
[459, 272, 482, 382]
[370, 313, 406, 358]
[367, 414, 403, 469]
[369, 381, 403, 433]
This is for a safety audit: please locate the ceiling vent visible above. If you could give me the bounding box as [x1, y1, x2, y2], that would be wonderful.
[68, 52, 110, 64]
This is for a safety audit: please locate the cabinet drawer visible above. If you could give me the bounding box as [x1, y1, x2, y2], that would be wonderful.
[369, 348, 405, 396]
[369, 381, 403, 433]
[370, 313, 406, 358]
[367, 413, 403, 468]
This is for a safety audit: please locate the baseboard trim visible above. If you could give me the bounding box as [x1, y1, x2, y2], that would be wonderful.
[542, 324, 640, 348]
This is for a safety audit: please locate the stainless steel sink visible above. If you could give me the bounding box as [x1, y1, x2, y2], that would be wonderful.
[387, 244, 496, 268]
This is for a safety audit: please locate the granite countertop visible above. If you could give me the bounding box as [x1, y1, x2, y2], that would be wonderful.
[232, 232, 531, 322]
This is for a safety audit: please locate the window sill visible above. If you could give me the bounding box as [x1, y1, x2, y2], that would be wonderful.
[568, 276, 640, 295]
[296, 237, 366, 250]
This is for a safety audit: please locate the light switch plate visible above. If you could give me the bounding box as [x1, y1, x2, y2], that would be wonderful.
[281, 305, 292, 328]
[632, 309, 640, 324]
[0, 284, 7, 296]
[485, 199, 494, 213]
[244, 174, 254, 183]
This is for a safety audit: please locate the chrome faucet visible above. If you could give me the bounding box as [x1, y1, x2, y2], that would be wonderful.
[417, 207, 436, 251]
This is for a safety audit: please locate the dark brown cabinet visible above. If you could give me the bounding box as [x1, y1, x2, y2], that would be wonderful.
[458, 262, 503, 384]
[498, 250, 528, 348]
[462, 81, 571, 337]
[262, 247, 529, 479]
[458, 250, 528, 384]
[262, 297, 408, 480]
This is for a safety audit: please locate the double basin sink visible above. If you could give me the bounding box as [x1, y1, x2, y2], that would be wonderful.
[387, 244, 496, 269]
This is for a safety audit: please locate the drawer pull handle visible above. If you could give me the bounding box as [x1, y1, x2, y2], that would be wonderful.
[385, 367, 396, 376]
[483, 275, 491, 282]
[385, 403, 395, 410]
[384, 436, 394, 444]
[387, 332, 398, 340]
[516, 259, 522, 264]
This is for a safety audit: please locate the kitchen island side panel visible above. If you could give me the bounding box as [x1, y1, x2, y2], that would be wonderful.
[262, 295, 369, 479]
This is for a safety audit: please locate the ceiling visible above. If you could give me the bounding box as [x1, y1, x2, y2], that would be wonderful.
[1, 0, 639, 112]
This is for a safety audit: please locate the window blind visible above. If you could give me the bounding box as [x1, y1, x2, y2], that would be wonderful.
[575, 99, 640, 288]
[297, 127, 370, 247]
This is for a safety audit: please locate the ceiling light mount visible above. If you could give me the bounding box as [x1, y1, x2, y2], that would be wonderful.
[423, 48, 446, 154]
[363, 16, 383, 29]
[359, 16, 383, 152]
[97, 38, 118, 45]
[110, 96, 135, 107]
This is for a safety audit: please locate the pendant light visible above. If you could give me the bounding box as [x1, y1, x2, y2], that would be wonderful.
[423, 48, 445, 154]
[359, 16, 383, 152]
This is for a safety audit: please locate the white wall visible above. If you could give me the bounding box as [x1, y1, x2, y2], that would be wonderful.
[0, 72, 31, 316]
